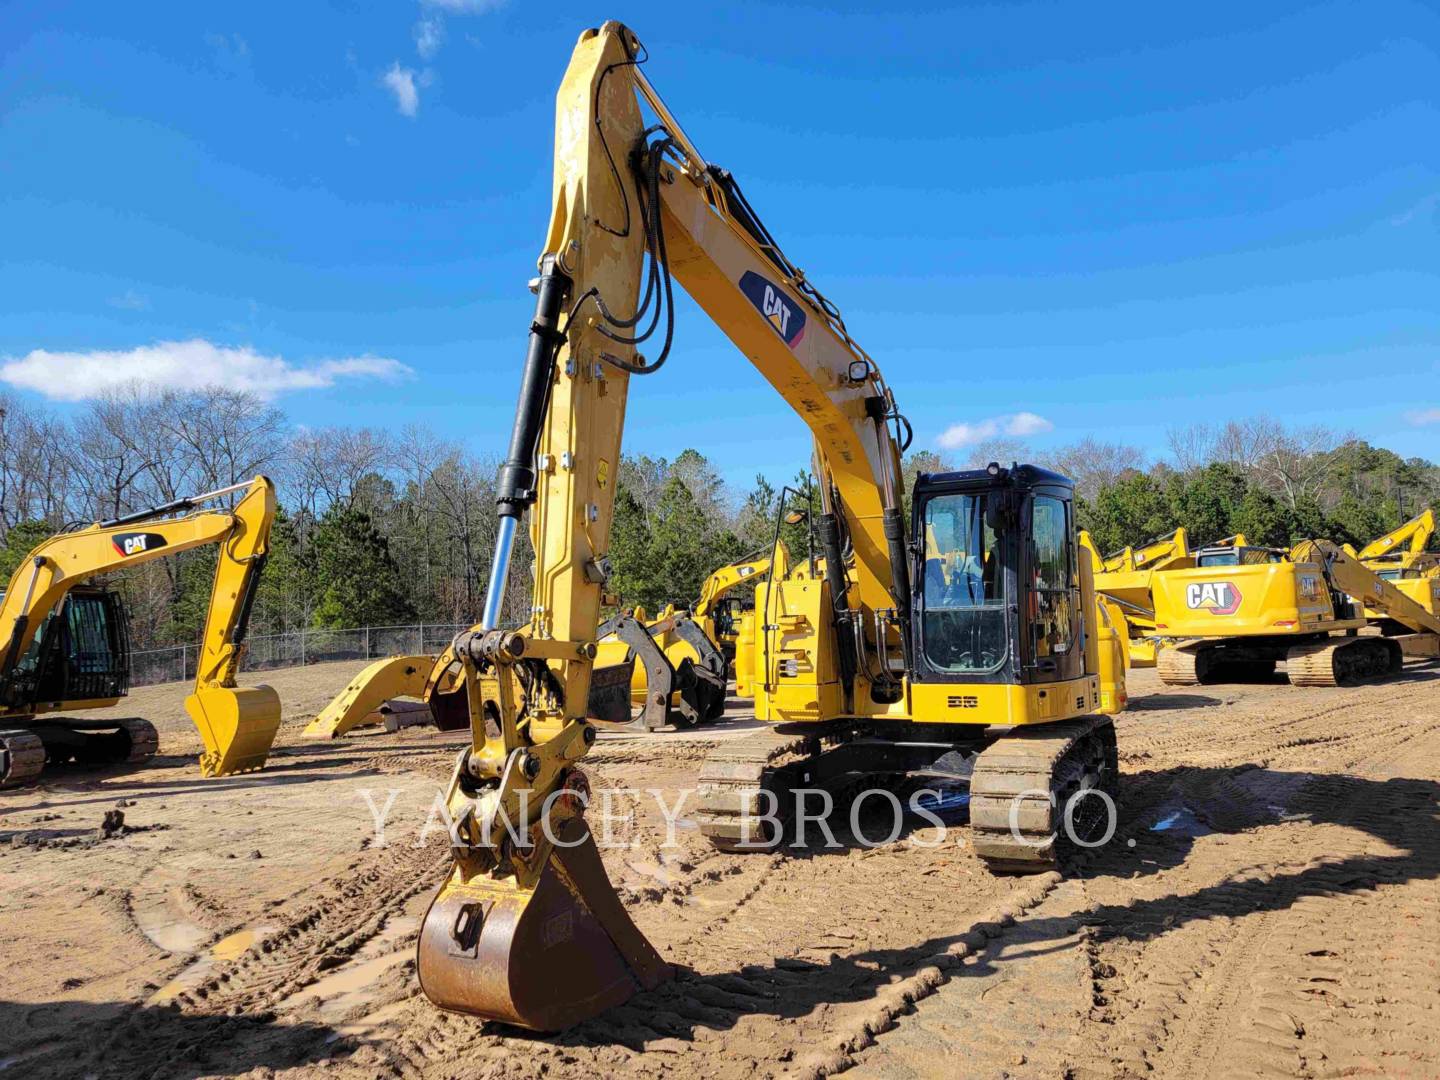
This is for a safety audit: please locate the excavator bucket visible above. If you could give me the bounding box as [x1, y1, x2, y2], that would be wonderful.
[184, 684, 282, 777]
[303, 655, 434, 739]
[417, 814, 672, 1031]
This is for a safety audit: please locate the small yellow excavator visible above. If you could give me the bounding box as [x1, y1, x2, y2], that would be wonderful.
[1352, 508, 1437, 571]
[675, 546, 789, 661]
[390, 22, 1126, 1032]
[0, 477, 282, 786]
[1152, 535, 1440, 686]
[1081, 528, 1193, 667]
[1345, 510, 1439, 619]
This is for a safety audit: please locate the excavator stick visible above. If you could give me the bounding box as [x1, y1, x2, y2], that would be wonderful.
[184, 684, 281, 777]
[418, 813, 671, 1031]
[303, 654, 434, 739]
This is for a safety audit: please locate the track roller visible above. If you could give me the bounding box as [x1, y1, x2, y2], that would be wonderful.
[1286, 636, 1403, 687]
[1156, 643, 1207, 685]
[0, 730, 46, 789]
[969, 716, 1118, 873]
[695, 729, 815, 850]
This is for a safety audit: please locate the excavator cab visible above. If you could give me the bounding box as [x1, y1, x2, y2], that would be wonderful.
[22, 587, 130, 707]
[1195, 545, 1287, 567]
[911, 465, 1085, 688]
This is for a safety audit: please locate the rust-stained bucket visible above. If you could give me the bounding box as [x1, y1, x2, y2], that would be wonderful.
[417, 815, 672, 1030]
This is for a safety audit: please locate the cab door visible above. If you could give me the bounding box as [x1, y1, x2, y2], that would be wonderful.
[1024, 492, 1083, 683]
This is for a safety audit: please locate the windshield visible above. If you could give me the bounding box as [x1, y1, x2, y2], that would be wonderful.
[921, 492, 1006, 673]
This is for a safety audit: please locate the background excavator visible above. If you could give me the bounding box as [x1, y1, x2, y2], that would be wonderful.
[1345, 510, 1439, 621]
[663, 546, 788, 663]
[392, 22, 1126, 1033]
[1081, 528, 1193, 667]
[1152, 534, 1440, 686]
[0, 477, 282, 786]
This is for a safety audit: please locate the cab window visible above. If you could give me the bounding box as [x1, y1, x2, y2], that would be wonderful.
[1030, 496, 1074, 659]
[920, 492, 1006, 673]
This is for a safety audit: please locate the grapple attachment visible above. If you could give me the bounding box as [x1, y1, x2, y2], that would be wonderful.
[417, 814, 671, 1031]
[184, 684, 282, 776]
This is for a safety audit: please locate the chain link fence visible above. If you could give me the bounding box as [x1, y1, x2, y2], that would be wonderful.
[129, 623, 469, 688]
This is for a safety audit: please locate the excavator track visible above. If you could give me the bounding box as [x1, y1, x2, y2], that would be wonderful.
[116, 718, 160, 763]
[695, 728, 823, 851]
[969, 716, 1118, 873]
[0, 729, 46, 788]
[1286, 637, 1402, 687]
[1156, 643, 1205, 685]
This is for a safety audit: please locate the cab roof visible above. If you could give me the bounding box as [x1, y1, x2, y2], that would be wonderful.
[916, 463, 1074, 492]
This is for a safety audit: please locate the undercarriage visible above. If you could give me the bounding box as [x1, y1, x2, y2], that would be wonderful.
[695, 715, 1119, 872]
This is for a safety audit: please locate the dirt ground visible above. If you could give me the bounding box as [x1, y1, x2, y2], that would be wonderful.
[2, 659, 1438, 1079]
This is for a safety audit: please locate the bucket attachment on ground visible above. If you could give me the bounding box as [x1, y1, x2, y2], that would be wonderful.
[184, 684, 282, 777]
[417, 813, 672, 1031]
[303, 654, 434, 739]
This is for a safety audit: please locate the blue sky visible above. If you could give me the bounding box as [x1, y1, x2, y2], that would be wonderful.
[2, 0, 1437, 491]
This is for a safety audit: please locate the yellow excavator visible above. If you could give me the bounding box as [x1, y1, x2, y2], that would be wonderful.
[1152, 535, 1440, 686]
[1346, 510, 1439, 620]
[671, 546, 789, 661]
[397, 22, 1125, 1032]
[0, 477, 282, 786]
[1081, 528, 1193, 666]
[1352, 508, 1437, 571]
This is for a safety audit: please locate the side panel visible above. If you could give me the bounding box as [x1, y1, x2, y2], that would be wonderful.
[1152, 562, 1336, 637]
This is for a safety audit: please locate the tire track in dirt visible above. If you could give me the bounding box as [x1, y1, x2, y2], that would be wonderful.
[1058, 678, 1440, 1079]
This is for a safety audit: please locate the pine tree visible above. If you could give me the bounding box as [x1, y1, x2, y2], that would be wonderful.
[310, 506, 415, 628]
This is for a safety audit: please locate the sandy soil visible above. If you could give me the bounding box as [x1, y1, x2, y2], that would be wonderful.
[2, 660, 1437, 1079]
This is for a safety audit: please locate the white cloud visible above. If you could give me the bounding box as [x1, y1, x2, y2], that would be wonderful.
[382, 62, 421, 117]
[1406, 407, 1440, 426]
[1006, 411, 1052, 437]
[414, 15, 445, 59]
[1391, 193, 1439, 227]
[107, 288, 150, 311]
[0, 340, 412, 402]
[937, 412, 1054, 449]
[421, 0, 505, 11]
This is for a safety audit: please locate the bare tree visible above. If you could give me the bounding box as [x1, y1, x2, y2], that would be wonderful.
[1213, 416, 1286, 476]
[290, 426, 393, 512]
[953, 437, 1031, 471]
[160, 388, 287, 496]
[0, 393, 71, 536]
[1165, 422, 1216, 472]
[1258, 424, 1343, 508]
[68, 387, 159, 519]
[1046, 438, 1146, 499]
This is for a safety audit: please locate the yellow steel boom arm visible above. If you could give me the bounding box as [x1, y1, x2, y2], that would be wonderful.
[1358, 509, 1436, 559]
[468, 21, 909, 742]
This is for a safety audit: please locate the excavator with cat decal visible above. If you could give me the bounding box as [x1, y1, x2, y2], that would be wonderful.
[398, 22, 1126, 1031]
[0, 476, 281, 786]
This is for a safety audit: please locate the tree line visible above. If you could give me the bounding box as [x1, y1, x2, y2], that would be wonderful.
[1, 387, 1435, 655]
